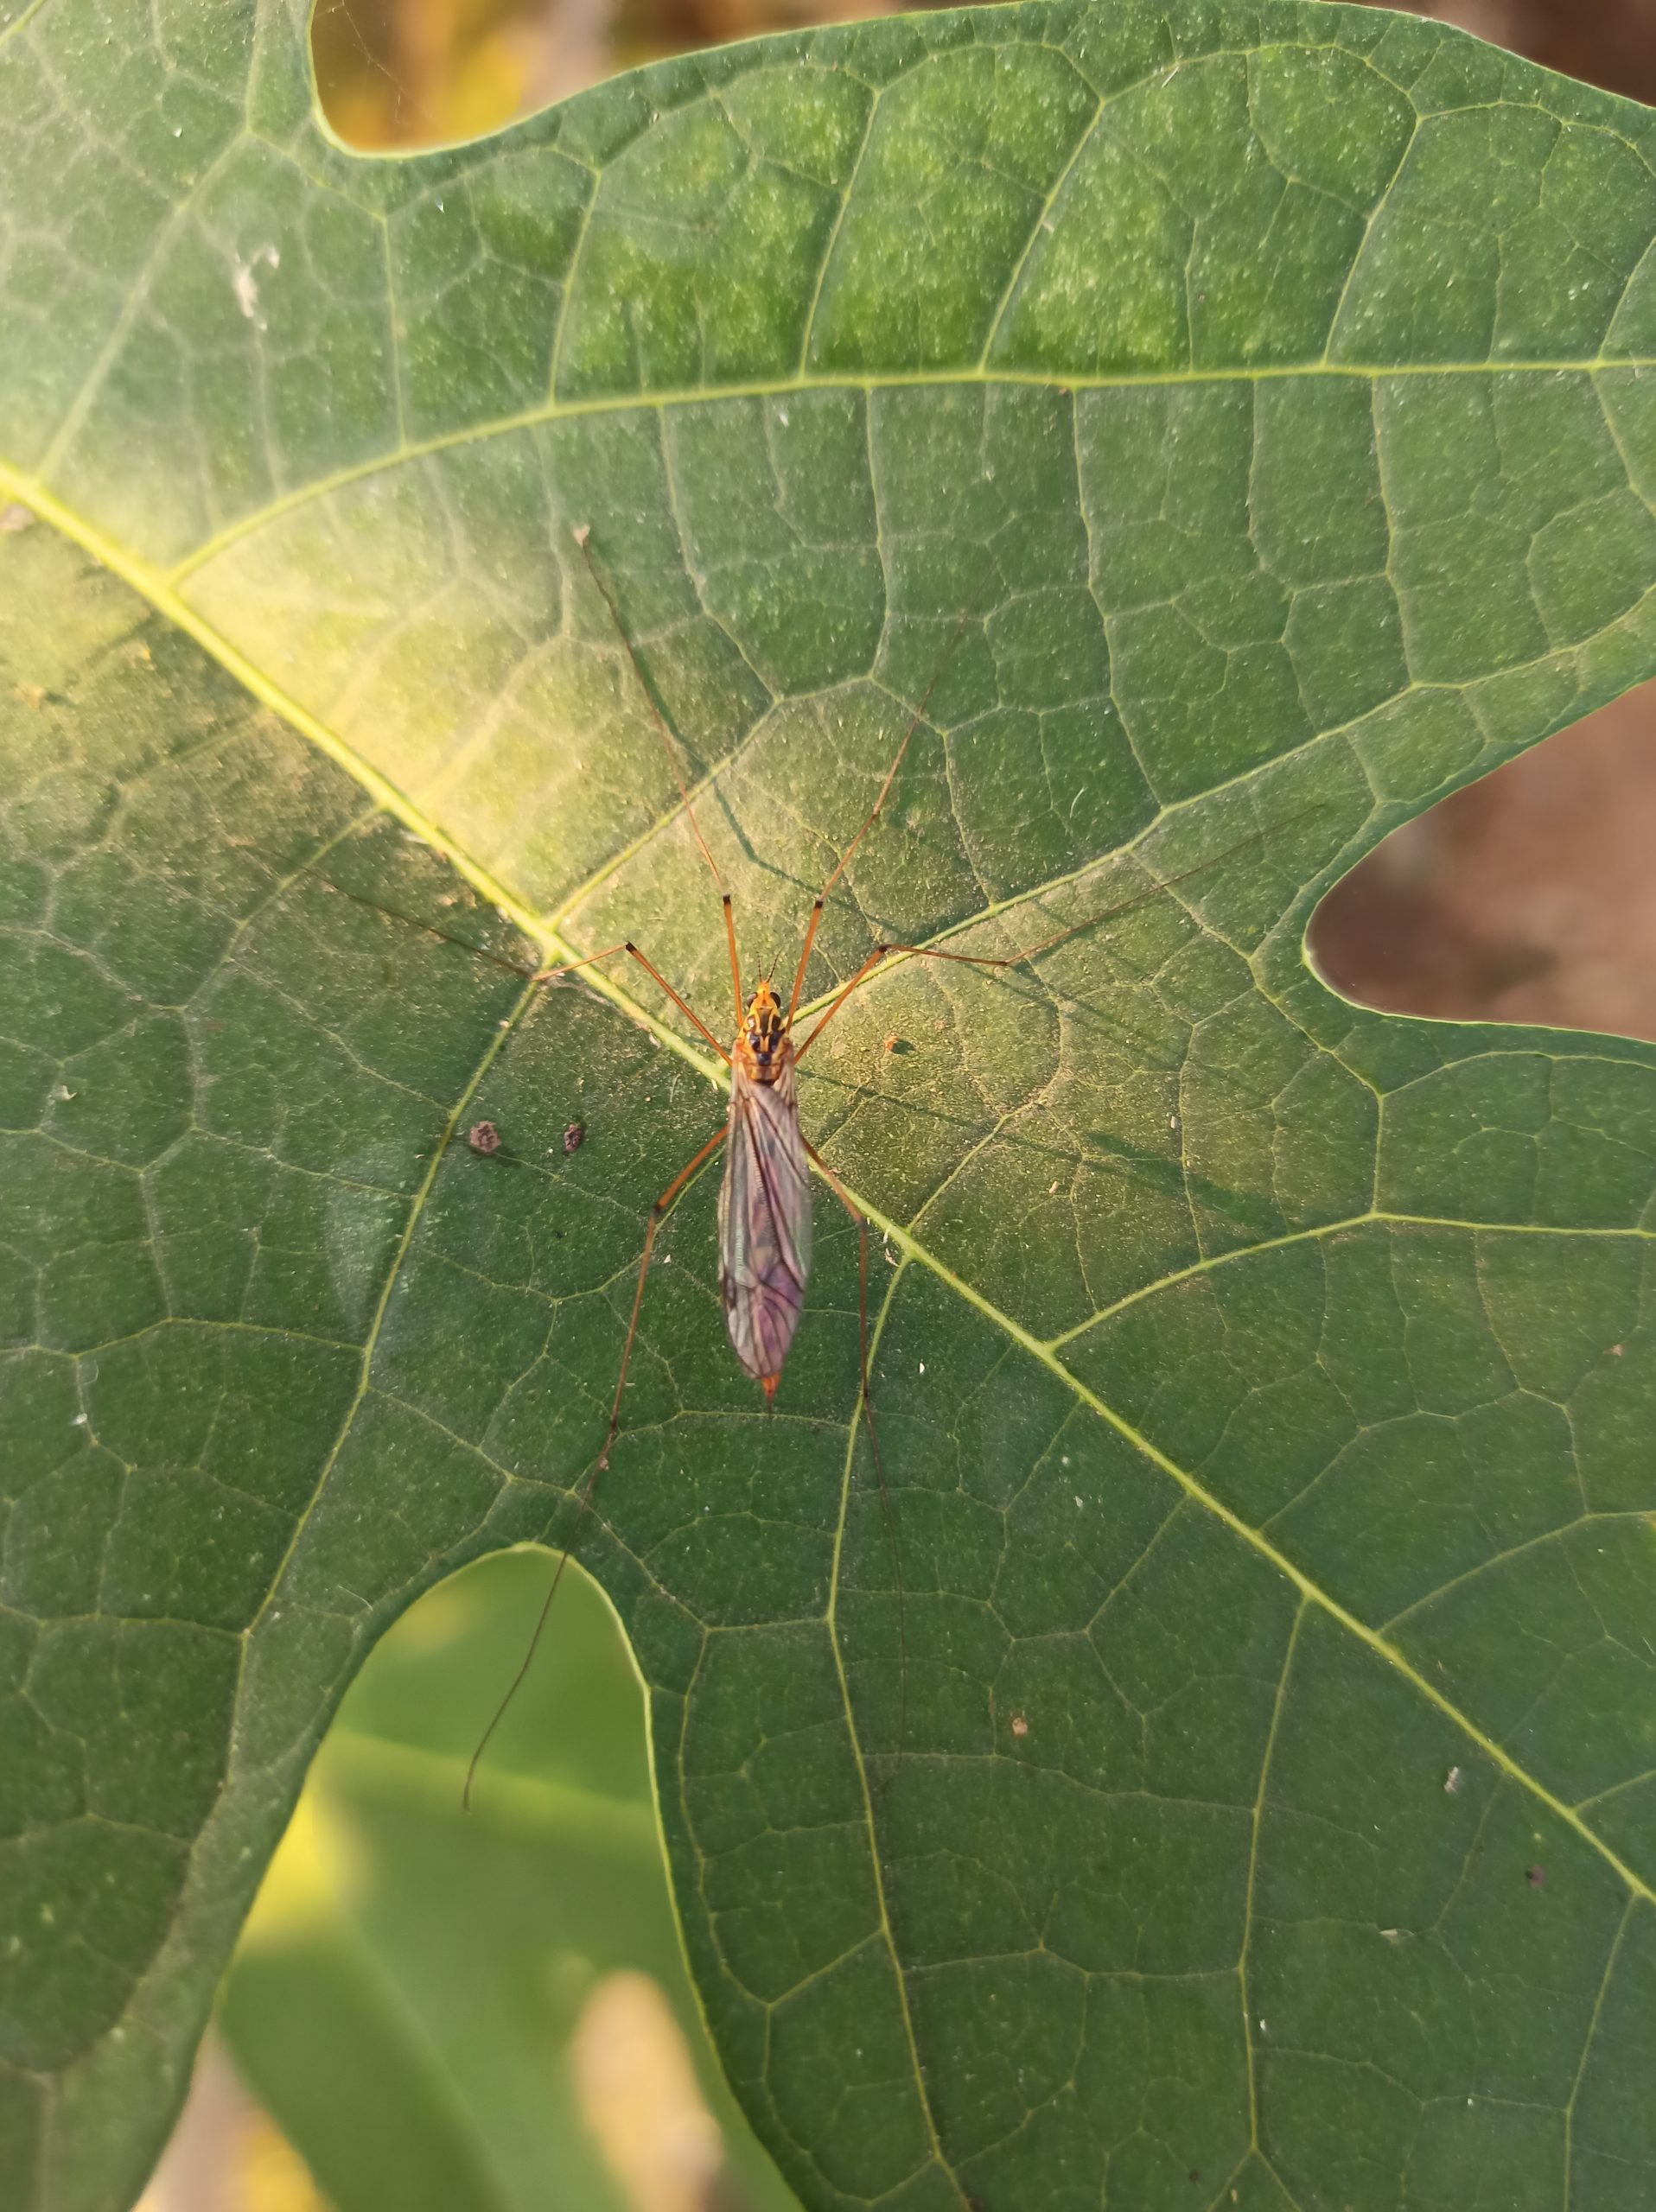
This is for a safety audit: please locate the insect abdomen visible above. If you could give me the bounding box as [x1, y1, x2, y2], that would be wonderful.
[717, 1048, 812, 1394]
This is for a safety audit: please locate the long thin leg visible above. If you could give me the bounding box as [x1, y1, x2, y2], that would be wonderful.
[793, 931, 1045, 1061]
[307, 874, 736, 1065]
[785, 560, 1000, 1032]
[793, 920, 1136, 1061]
[721, 894, 744, 1030]
[803, 1138, 908, 1767]
[601, 1120, 729, 1469]
[574, 526, 746, 1026]
[538, 939, 733, 1064]
[793, 807, 1328, 1062]
[463, 1118, 729, 1809]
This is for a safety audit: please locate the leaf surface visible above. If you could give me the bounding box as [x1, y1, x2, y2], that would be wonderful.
[6, 3, 1656, 2208]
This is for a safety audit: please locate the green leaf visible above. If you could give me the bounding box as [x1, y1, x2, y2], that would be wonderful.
[6, 3, 1656, 2209]
[218, 1552, 799, 2212]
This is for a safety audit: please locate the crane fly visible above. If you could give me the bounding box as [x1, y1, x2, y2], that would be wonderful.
[316, 524, 1324, 1803]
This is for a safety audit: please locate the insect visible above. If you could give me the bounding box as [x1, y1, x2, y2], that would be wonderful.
[323, 524, 1321, 1801]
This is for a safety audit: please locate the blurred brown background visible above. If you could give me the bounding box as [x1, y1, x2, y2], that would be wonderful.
[1315, 2, 1656, 1047]
[315, 0, 1656, 1052]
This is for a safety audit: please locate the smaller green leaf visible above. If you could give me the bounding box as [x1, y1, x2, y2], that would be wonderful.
[221, 1550, 798, 2212]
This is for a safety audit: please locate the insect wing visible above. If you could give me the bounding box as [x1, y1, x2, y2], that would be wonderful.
[718, 1054, 812, 1389]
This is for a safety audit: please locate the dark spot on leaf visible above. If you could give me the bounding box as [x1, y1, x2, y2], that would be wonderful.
[468, 1121, 501, 1155]
[564, 1120, 586, 1154]
[1527, 1864, 1545, 1889]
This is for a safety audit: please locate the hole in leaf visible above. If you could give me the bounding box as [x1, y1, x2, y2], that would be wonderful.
[1309, 683, 1656, 1044]
[310, 0, 899, 149]
[213, 1549, 794, 2210]
[311, 0, 615, 149]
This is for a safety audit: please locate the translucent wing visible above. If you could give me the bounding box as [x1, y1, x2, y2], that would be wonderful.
[718, 1051, 812, 1395]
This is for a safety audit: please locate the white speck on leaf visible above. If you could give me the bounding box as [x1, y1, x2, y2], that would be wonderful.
[232, 244, 279, 326]
[1444, 1765, 1462, 1795]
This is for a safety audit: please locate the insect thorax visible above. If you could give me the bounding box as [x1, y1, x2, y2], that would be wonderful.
[736, 982, 790, 1084]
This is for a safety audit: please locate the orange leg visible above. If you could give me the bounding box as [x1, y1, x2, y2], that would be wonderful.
[308, 872, 735, 1066]
[601, 1120, 729, 1468]
[535, 940, 732, 1064]
[791, 814, 1327, 1064]
[785, 561, 1001, 1033]
[803, 1137, 908, 1765]
[573, 528, 746, 1027]
[791, 801, 1334, 1065]
[783, 734, 914, 1031]
[463, 1118, 729, 1809]
[721, 893, 744, 1030]
[794, 931, 1055, 1059]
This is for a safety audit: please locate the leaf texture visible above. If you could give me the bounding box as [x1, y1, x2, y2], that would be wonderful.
[6, 3, 1656, 2208]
